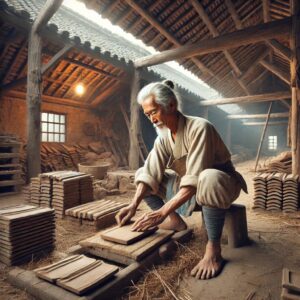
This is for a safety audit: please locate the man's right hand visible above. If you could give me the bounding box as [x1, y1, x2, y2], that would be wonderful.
[115, 204, 137, 226]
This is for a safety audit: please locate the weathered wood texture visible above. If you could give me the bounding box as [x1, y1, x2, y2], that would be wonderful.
[128, 69, 141, 169]
[254, 102, 273, 172]
[228, 112, 289, 119]
[26, 0, 63, 180]
[290, 0, 300, 176]
[135, 18, 291, 68]
[199, 91, 290, 106]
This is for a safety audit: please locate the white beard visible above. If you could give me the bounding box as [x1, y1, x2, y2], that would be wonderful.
[154, 124, 169, 138]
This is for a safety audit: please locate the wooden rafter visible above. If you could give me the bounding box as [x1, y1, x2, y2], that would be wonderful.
[243, 121, 287, 125]
[124, 0, 215, 77]
[259, 59, 290, 84]
[266, 40, 291, 61]
[263, 0, 271, 23]
[134, 17, 291, 68]
[227, 112, 289, 119]
[199, 91, 290, 106]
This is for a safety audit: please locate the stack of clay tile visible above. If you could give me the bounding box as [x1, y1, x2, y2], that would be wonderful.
[29, 177, 41, 206]
[0, 205, 55, 265]
[252, 173, 268, 210]
[40, 172, 53, 208]
[266, 173, 284, 211]
[282, 174, 299, 213]
[51, 171, 94, 218]
[65, 199, 127, 222]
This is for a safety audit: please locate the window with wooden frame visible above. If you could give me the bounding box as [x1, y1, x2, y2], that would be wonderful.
[268, 135, 277, 150]
[41, 112, 66, 142]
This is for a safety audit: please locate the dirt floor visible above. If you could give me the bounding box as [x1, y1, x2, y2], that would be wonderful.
[0, 159, 299, 300]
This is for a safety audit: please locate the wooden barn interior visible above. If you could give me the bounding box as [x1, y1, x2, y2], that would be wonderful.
[0, 0, 299, 299]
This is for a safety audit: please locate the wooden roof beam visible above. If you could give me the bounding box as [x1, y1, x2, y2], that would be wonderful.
[227, 112, 289, 119]
[190, 0, 242, 77]
[243, 121, 288, 125]
[224, 0, 242, 30]
[259, 59, 290, 84]
[134, 17, 291, 68]
[266, 40, 291, 61]
[124, 0, 215, 76]
[1, 44, 73, 92]
[199, 91, 290, 106]
[263, 0, 271, 23]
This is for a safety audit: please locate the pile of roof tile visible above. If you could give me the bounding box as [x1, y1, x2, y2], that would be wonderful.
[253, 173, 299, 212]
[27, 171, 93, 217]
[0, 205, 55, 265]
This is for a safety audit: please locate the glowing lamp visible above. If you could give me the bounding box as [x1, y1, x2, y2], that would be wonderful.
[75, 83, 85, 95]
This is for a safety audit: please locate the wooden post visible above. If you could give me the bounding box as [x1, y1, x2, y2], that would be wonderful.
[26, 0, 63, 180]
[290, 0, 300, 176]
[254, 102, 273, 172]
[128, 69, 142, 169]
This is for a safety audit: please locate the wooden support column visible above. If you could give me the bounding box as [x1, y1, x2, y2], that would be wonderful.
[290, 0, 300, 175]
[128, 68, 142, 170]
[26, 0, 63, 180]
[254, 102, 273, 172]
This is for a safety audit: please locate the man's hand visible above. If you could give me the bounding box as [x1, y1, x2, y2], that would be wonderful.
[115, 204, 136, 226]
[131, 209, 167, 231]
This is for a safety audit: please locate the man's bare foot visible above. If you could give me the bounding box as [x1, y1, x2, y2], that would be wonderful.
[159, 212, 187, 231]
[191, 241, 225, 280]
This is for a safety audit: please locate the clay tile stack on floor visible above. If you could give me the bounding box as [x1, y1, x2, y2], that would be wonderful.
[29, 177, 41, 206]
[266, 173, 284, 211]
[282, 174, 299, 213]
[79, 175, 93, 204]
[253, 173, 268, 210]
[0, 205, 55, 265]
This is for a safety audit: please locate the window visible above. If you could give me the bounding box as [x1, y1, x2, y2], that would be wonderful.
[41, 112, 66, 142]
[268, 135, 277, 150]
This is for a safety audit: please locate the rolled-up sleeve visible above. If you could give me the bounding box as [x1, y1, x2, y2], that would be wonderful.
[135, 137, 170, 193]
[179, 122, 215, 189]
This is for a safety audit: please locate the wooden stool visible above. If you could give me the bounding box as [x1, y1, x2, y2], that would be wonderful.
[224, 204, 249, 248]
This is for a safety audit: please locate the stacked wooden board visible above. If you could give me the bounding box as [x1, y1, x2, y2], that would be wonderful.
[65, 199, 128, 228]
[0, 135, 24, 197]
[34, 254, 118, 295]
[0, 205, 55, 265]
[253, 173, 299, 212]
[80, 224, 174, 265]
[27, 171, 94, 217]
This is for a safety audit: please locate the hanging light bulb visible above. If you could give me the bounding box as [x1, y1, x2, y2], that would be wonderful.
[75, 83, 85, 96]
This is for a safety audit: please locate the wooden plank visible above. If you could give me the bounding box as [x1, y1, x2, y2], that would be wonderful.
[227, 112, 289, 119]
[80, 228, 173, 264]
[57, 261, 118, 295]
[199, 91, 290, 106]
[134, 17, 291, 68]
[282, 268, 300, 293]
[101, 223, 157, 245]
[260, 59, 290, 84]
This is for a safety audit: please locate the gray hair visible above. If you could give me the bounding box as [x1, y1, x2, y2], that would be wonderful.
[137, 80, 181, 112]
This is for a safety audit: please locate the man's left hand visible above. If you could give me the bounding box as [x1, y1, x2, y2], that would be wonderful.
[131, 209, 166, 231]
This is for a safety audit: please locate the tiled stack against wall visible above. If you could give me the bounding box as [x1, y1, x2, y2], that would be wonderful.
[0, 135, 24, 197]
[0, 205, 55, 266]
[282, 174, 299, 213]
[253, 173, 268, 210]
[27, 171, 94, 217]
[253, 173, 299, 212]
[266, 173, 283, 212]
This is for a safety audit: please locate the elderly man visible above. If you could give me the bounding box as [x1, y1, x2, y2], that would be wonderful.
[116, 80, 247, 280]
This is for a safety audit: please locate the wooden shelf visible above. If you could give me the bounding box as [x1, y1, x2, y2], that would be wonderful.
[0, 153, 20, 158]
[0, 179, 24, 187]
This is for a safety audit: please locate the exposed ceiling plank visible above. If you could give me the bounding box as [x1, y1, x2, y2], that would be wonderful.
[124, 0, 215, 76]
[227, 112, 289, 119]
[224, 0, 242, 30]
[266, 39, 291, 61]
[134, 17, 291, 68]
[259, 58, 290, 84]
[243, 121, 288, 125]
[263, 0, 271, 22]
[199, 91, 290, 106]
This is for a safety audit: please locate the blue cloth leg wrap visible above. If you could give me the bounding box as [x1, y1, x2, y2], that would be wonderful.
[202, 206, 226, 242]
[143, 195, 164, 211]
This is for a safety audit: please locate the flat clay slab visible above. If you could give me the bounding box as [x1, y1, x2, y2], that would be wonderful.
[101, 223, 157, 245]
